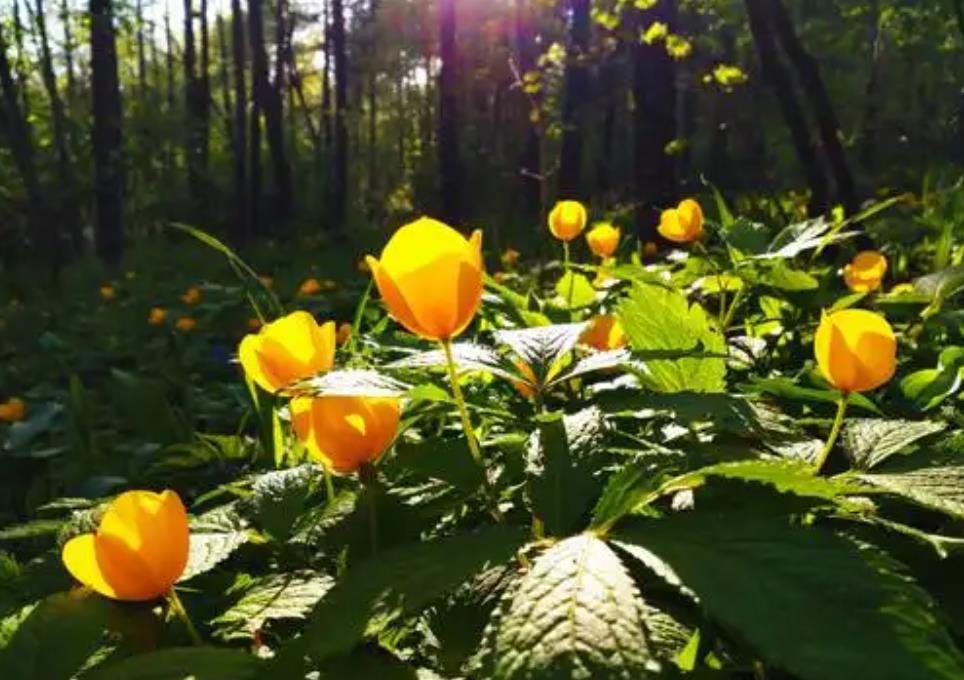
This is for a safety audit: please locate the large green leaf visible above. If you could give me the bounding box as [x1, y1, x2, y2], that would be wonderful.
[493, 323, 587, 382]
[246, 464, 320, 540]
[618, 283, 726, 393]
[858, 466, 964, 519]
[616, 515, 964, 680]
[180, 504, 249, 581]
[86, 647, 262, 680]
[842, 419, 947, 470]
[0, 592, 111, 680]
[273, 526, 526, 668]
[478, 534, 657, 680]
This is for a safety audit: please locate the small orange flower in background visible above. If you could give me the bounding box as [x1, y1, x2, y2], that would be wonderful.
[501, 248, 521, 269]
[0, 397, 26, 422]
[512, 359, 538, 399]
[62, 490, 189, 601]
[148, 307, 167, 326]
[299, 278, 323, 296]
[493, 271, 508, 284]
[586, 222, 621, 259]
[366, 217, 484, 342]
[336, 322, 352, 345]
[548, 200, 588, 242]
[258, 275, 274, 289]
[642, 242, 659, 258]
[357, 258, 371, 274]
[238, 311, 336, 393]
[291, 396, 401, 474]
[175, 317, 197, 332]
[581, 315, 628, 351]
[247, 317, 263, 331]
[814, 309, 896, 393]
[180, 287, 202, 306]
[99, 285, 116, 300]
[658, 198, 704, 243]
[843, 251, 887, 293]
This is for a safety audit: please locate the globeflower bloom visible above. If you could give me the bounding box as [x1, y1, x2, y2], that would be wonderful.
[843, 251, 887, 293]
[658, 198, 704, 243]
[366, 217, 483, 341]
[548, 200, 588, 242]
[586, 222, 620, 259]
[100, 285, 116, 300]
[814, 309, 896, 393]
[0, 397, 25, 422]
[180, 287, 202, 306]
[291, 396, 401, 474]
[581, 315, 628, 351]
[299, 278, 323, 296]
[238, 311, 336, 393]
[175, 317, 197, 332]
[337, 322, 352, 345]
[501, 248, 521, 269]
[61, 490, 189, 601]
[148, 307, 167, 325]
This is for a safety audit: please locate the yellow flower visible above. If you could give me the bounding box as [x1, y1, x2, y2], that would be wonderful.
[291, 396, 401, 474]
[0, 397, 25, 422]
[258, 275, 274, 289]
[642, 241, 659, 258]
[62, 490, 189, 601]
[843, 251, 887, 293]
[180, 287, 201, 306]
[814, 309, 896, 393]
[175, 317, 197, 332]
[548, 200, 588, 242]
[501, 248, 521, 269]
[658, 198, 704, 243]
[366, 217, 484, 341]
[586, 222, 621, 259]
[337, 322, 352, 345]
[299, 278, 322, 296]
[100, 285, 116, 300]
[581, 315, 628, 351]
[148, 307, 167, 326]
[238, 311, 336, 393]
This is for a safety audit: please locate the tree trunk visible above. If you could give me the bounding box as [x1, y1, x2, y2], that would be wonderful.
[438, 0, 461, 224]
[633, 0, 678, 242]
[12, 0, 29, 117]
[216, 14, 233, 141]
[744, 0, 827, 216]
[135, 0, 147, 97]
[90, 0, 125, 265]
[558, 0, 590, 199]
[331, 0, 348, 233]
[321, 0, 332, 150]
[267, 0, 293, 223]
[230, 0, 248, 242]
[33, 0, 81, 254]
[858, 0, 881, 175]
[248, 0, 266, 233]
[165, 9, 176, 113]
[199, 0, 211, 172]
[515, 0, 542, 228]
[595, 45, 621, 203]
[766, 0, 857, 214]
[184, 0, 203, 209]
[60, 0, 77, 105]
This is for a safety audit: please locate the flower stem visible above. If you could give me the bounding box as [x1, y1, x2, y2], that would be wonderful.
[563, 241, 574, 308]
[814, 393, 848, 474]
[720, 284, 746, 333]
[358, 464, 379, 555]
[167, 589, 202, 646]
[441, 340, 505, 522]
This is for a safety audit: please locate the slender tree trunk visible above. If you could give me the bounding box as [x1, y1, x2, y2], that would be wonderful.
[90, 0, 125, 265]
[558, 0, 590, 199]
[858, 0, 882, 174]
[165, 9, 176, 112]
[331, 0, 348, 233]
[12, 0, 29, 117]
[321, 0, 332, 149]
[230, 0, 248, 242]
[60, 0, 77, 106]
[248, 0, 267, 233]
[199, 0, 211, 172]
[595, 45, 621, 203]
[438, 0, 461, 224]
[33, 0, 81, 254]
[744, 0, 827, 216]
[766, 0, 857, 214]
[515, 0, 542, 228]
[135, 0, 147, 97]
[267, 0, 293, 223]
[184, 0, 203, 209]
[216, 14, 233, 141]
[633, 0, 678, 242]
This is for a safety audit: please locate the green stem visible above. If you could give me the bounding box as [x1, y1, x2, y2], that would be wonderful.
[814, 393, 848, 474]
[563, 241, 574, 308]
[167, 589, 202, 646]
[323, 463, 335, 508]
[441, 340, 505, 522]
[720, 285, 747, 332]
[359, 464, 379, 555]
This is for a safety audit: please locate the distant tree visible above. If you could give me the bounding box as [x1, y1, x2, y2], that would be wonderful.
[230, 0, 248, 242]
[558, 0, 590, 199]
[331, 0, 347, 233]
[438, 0, 461, 224]
[514, 0, 542, 227]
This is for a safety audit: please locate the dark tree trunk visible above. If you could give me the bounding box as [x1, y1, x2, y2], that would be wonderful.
[267, 0, 293, 223]
[284, 15, 320, 153]
[766, 0, 857, 214]
[165, 10, 176, 112]
[331, 0, 348, 233]
[199, 0, 211, 172]
[557, 0, 590, 199]
[184, 0, 203, 208]
[633, 0, 678, 242]
[708, 30, 736, 188]
[230, 0, 248, 242]
[515, 0, 542, 228]
[33, 0, 81, 254]
[321, 0, 332, 149]
[60, 0, 77, 105]
[216, 14, 233, 141]
[744, 0, 827, 216]
[248, 0, 266, 233]
[12, 0, 29, 117]
[90, 0, 125, 265]
[858, 0, 882, 175]
[438, 0, 461, 224]
[135, 0, 147, 97]
[595, 44, 621, 203]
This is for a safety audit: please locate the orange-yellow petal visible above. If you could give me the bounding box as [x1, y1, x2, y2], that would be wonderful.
[62, 534, 120, 600]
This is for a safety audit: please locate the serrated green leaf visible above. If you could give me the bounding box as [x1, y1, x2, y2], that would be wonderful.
[913, 265, 964, 302]
[86, 647, 262, 680]
[842, 419, 947, 470]
[247, 464, 320, 540]
[479, 534, 657, 680]
[284, 369, 409, 398]
[858, 466, 964, 519]
[391, 436, 485, 492]
[212, 570, 334, 640]
[181, 505, 249, 582]
[618, 283, 726, 393]
[616, 515, 964, 680]
[493, 323, 587, 380]
[0, 519, 63, 542]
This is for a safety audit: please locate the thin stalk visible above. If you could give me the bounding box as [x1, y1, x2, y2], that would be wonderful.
[323, 463, 335, 507]
[359, 464, 378, 555]
[720, 284, 747, 332]
[167, 589, 202, 645]
[563, 240, 574, 307]
[814, 393, 848, 474]
[441, 340, 505, 522]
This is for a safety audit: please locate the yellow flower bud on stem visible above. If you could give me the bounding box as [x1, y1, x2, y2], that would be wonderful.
[813, 392, 848, 475]
[166, 589, 203, 646]
[441, 340, 504, 523]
